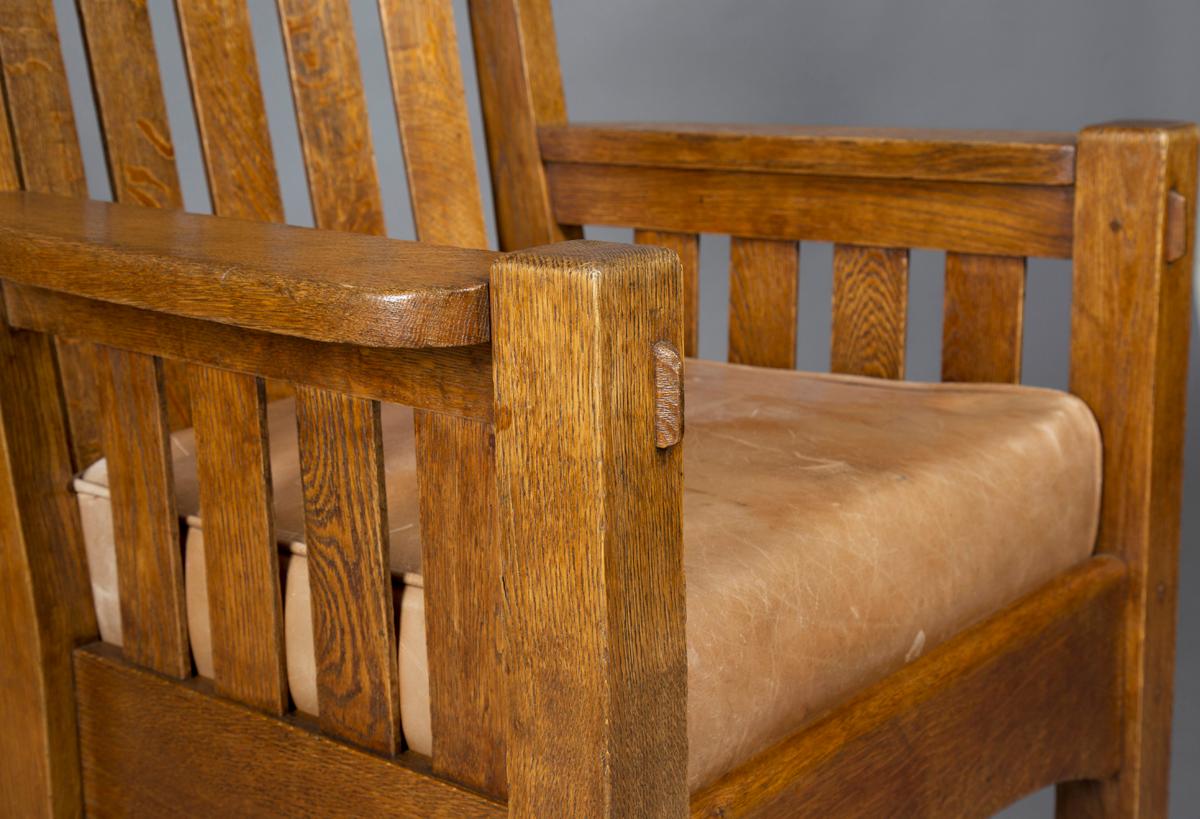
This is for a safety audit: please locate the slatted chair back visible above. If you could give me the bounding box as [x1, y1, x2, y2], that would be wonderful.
[0, 0, 535, 809]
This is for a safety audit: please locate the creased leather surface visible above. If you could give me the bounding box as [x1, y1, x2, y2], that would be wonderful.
[75, 359, 1100, 791]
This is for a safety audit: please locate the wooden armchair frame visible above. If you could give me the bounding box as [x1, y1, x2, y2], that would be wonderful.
[0, 1, 1195, 817]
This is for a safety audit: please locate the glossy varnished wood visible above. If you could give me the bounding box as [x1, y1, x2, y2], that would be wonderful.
[96, 348, 189, 679]
[728, 237, 800, 369]
[4, 285, 495, 419]
[693, 558, 1126, 818]
[77, 0, 183, 210]
[278, 0, 385, 236]
[0, 303, 97, 816]
[635, 229, 700, 357]
[296, 388, 401, 755]
[176, 0, 285, 223]
[831, 244, 909, 379]
[0, 0, 101, 467]
[415, 411, 506, 798]
[380, 0, 489, 249]
[547, 163, 1074, 258]
[540, 123, 1078, 185]
[941, 253, 1026, 383]
[189, 366, 287, 715]
[0, 193, 495, 348]
[74, 644, 503, 817]
[1060, 122, 1199, 818]
[492, 242, 686, 815]
[470, 0, 580, 249]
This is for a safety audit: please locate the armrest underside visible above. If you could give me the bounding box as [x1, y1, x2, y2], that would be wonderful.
[0, 192, 497, 349]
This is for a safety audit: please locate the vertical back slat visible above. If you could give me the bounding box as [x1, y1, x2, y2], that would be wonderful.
[831, 244, 909, 379]
[76, 0, 182, 209]
[415, 412, 506, 797]
[0, 0, 100, 467]
[96, 348, 190, 679]
[176, 0, 285, 222]
[0, 80, 19, 191]
[635, 229, 700, 357]
[469, 0, 580, 250]
[729, 237, 800, 369]
[76, 0, 195, 430]
[277, 0, 385, 235]
[296, 387, 401, 755]
[379, 0, 487, 248]
[189, 366, 287, 714]
[941, 253, 1026, 383]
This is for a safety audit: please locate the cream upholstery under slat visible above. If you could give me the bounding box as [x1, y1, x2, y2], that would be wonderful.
[75, 359, 1100, 791]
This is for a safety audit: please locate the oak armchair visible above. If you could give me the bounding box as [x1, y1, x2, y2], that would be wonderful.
[0, 1, 1194, 818]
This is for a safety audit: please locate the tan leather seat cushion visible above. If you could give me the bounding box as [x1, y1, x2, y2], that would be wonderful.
[75, 359, 1101, 791]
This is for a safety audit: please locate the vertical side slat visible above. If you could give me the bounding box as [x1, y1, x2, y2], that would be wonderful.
[635, 229, 700, 357]
[379, 0, 487, 248]
[76, 0, 182, 209]
[729, 237, 800, 369]
[95, 348, 189, 678]
[831, 244, 909, 379]
[189, 366, 287, 715]
[469, 0, 580, 250]
[415, 412, 506, 798]
[76, 0, 194, 430]
[0, 293, 98, 816]
[296, 387, 401, 755]
[277, 0, 385, 235]
[0, 0, 100, 467]
[941, 253, 1026, 383]
[176, 0, 285, 222]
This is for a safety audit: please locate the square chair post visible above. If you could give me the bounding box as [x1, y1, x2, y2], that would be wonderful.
[490, 241, 687, 816]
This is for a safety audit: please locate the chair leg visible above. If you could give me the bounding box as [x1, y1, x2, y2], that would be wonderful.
[1061, 122, 1199, 818]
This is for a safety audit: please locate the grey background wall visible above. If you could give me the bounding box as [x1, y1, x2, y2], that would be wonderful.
[52, 1, 1199, 815]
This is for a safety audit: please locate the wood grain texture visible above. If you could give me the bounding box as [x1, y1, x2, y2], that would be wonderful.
[1166, 189, 1188, 262]
[0, 76, 20, 191]
[0, 0, 101, 467]
[540, 123, 1078, 185]
[831, 245, 909, 379]
[296, 388, 401, 755]
[176, 0, 285, 223]
[189, 366, 287, 715]
[95, 348, 189, 679]
[692, 558, 1126, 818]
[1060, 122, 1199, 819]
[74, 644, 504, 817]
[0, 304, 97, 817]
[415, 411, 506, 797]
[548, 163, 1074, 259]
[0, 192, 495, 348]
[941, 253, 1026, 383]
[653, 340, 683, 448]
[491, 241, 686, 815]
[469, 0, 580, 249]
[5, 284, 495, 419]
[77, 0, 183, 209]
[76, 0, 195, 430]
[380, 0, 488, 248]
[728, 237, 799, 368]
[635, 229, 700, 357]
[278, 0, 385, 235]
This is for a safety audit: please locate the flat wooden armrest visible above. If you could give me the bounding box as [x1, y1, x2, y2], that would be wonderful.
[539, 121, 1078, 185]
[0, 192, 498, 349]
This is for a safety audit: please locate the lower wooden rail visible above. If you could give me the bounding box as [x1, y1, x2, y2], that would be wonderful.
[691, 556, 1126, 817]
[74, 644, 503, 817]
